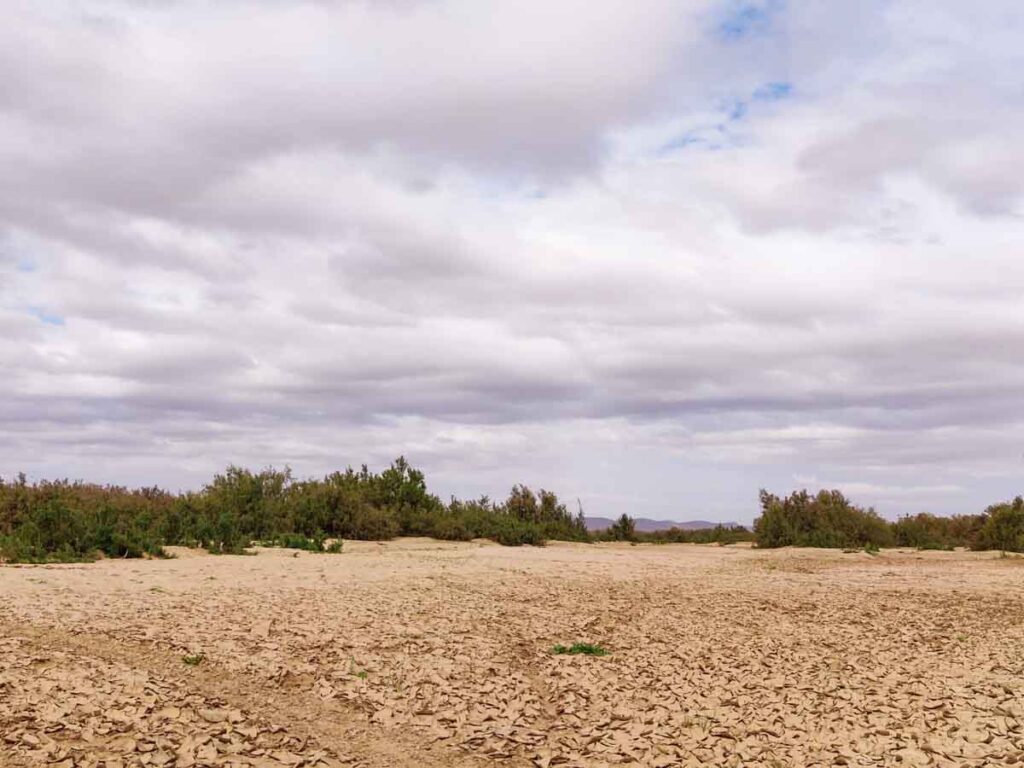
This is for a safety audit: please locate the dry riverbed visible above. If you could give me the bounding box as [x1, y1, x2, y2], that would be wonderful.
[2, 539, 1023, 767]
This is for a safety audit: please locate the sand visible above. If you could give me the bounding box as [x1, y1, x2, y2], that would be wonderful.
[2, 539, 1023, 767]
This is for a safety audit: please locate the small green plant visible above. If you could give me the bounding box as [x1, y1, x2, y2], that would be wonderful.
[552, 642, 608, 657]
[182, 653, 205, 666]
[864, 543, 880, 556]
[348, 655, 369, 679]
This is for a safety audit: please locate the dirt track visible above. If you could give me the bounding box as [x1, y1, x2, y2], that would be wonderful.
[2, 540, 1023, 767]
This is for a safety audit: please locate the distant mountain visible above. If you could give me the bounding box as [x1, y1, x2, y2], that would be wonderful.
[584, 516, 734, 532]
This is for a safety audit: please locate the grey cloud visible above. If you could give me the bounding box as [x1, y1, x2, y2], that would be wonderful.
[1, 0, 716, 221]
[3, 0, 1024, 520]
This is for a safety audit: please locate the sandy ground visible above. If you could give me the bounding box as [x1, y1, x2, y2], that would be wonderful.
[2, 540, 1023, 768]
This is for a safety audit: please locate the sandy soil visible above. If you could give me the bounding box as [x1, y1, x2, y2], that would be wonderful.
[2, 539, 1023, 767]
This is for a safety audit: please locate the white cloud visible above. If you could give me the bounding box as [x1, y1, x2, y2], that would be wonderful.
[2, 0, 1023, 519]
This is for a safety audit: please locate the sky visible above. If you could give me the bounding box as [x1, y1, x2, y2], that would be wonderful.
[2, 0, 1023, 523]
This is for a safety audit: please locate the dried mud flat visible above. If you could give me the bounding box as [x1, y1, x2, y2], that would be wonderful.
[2, 541, 1023, 768]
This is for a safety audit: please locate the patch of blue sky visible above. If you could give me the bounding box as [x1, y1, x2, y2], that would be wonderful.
[16, 258, 37, 273]
[753, 81, 793, 101]
[657, 79, 793, 157]
[658, 127, 731, 156]
[717, 1, 783, 41]
[660, 133, 705, 153]
[724, 81, 793, 122]
[727, 100, 748, 121]
[29, 307, 65, 326]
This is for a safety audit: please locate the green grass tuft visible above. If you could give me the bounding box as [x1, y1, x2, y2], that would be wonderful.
[552, 642, 608, 657]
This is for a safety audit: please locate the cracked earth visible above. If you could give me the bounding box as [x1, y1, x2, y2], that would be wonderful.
[2, 539, 1023, 767]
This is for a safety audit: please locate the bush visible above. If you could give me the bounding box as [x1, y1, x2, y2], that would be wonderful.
[501, 485, 588, 542]
[430, 515, 474, 542]
[891, 512, 987, 550]
[754, 489, 894, 549]
[754, 490, 1024, 552]
[552, 642, 608, 656]
[639, 524, 753, 545]
[0, 460, 580, 562]
[347, 504, 401, 540]
[491, 516, 546, 547]
[0, 478, 170, 563]
[974, 497, 1024, 553]
[3, 466, 1019, 562]
[607, 514, 636, 542]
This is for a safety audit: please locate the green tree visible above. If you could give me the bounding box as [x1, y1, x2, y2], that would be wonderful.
[975, 496, 1024, 552]
[609, 514, 636, 542]
[754, 489, 893, 549]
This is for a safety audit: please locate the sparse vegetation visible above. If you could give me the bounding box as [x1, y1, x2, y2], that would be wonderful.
[606, 514, 637, 542]
[181, 653, 205, 666]
[0, 459, 585, 562]
[0, 474, 172, 563]
[754, 489, 1024, 554]
[891, 512, 985, 550]
[552, 642, 608, 656]
[637, 524, 753, 545]
[2, 467, 1019, 563]
[974, 497, 1024, 553]
[754, 489, 894, 549]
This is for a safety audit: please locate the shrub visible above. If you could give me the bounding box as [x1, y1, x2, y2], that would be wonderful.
[640, 524, 753, 545]
[0, 460, 578, 562]
[974, 497, 1024, 553]
[552, 642, 608, 656]
[491, 516, 545, 547]
[607, 514, 637, 542]
[500, 486, 587, 542]
[0, 479, 170, 563]
[430, 515, 474, 542]
[3, 466, 1019, 562]
[890, 512, 987, 550]
[754, 489, 894, 549]
[347, 504, 401, 540]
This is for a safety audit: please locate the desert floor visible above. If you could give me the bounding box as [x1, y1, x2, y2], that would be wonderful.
[2, 540, 1023, 767]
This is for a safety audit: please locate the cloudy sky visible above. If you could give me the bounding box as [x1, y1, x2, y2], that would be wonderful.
[3, 1, 1023, 522]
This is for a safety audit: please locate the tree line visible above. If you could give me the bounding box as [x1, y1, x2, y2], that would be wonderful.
[0, 458, 590, 562]
[754, 489, 1024, 552]
[1, 458, 1021, 562]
